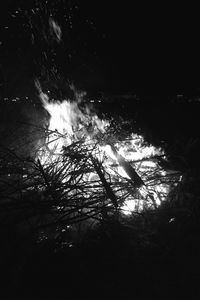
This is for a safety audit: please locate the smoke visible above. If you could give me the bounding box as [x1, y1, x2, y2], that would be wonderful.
[49, 17, 62, 42]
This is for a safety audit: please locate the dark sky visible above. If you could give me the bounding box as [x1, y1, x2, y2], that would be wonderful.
[1, 0, 200, 96]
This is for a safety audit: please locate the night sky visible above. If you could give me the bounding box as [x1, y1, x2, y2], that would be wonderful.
[1, 1, 200, 97]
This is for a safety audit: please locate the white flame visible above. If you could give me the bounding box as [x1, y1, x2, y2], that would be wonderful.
[36, 83, 179, 215]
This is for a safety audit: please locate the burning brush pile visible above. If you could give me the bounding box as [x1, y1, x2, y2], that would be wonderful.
[0, 84, 181, 245]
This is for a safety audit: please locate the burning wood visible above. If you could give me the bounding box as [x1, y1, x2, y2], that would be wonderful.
[90, 155, 118, 208]
[34, 83, 181, 217]
[108, 143, 145, 188]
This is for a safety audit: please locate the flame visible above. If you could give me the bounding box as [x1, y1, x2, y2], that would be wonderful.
[36, 83, 179, 216]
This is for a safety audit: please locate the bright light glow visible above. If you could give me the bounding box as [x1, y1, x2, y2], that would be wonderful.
[121, 200, 138, 215]
[36, 83, 180, 216]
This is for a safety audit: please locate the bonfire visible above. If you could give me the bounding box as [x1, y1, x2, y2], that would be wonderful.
[35, 82, 180, 223]
[0, 83, 181, 246]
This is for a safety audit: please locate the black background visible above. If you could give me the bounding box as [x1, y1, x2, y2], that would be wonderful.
[1, 3, 200, 299]
[1, 1, 200, 96]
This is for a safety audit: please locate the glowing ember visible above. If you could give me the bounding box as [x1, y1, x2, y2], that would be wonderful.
[35, 82, 180, 216]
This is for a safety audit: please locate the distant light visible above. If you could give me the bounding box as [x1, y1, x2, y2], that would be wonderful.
[169, 217, 175, 223]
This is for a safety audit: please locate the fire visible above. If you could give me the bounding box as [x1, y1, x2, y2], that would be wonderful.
[36, 83, 180, 217]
